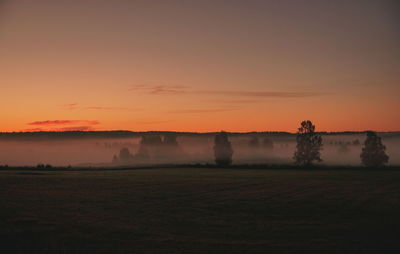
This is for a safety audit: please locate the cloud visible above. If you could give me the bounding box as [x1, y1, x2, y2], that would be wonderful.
[63, 103, 79, 110]
[167, 108, 238, 114]
[129, 85, 187, 94]
[206, 99, 259, 104]
[129, 85, 327, 98]
[85, 106, 133, 111]
[20, 126, 96, 132]
[62, 103, 138, 111]
[27, 120, 100, 126]
[196, 90, 326, 98]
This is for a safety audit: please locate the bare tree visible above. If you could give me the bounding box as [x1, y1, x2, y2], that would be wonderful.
[214, 131, 233, 166]
[293, 120, 323, 166]
[360, 131, 389, 167]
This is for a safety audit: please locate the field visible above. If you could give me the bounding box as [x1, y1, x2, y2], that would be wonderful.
[1, 168, 400, 253]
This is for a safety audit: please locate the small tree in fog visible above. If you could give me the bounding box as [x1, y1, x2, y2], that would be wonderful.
[119, 148, 134, 163]
[293, 120, 323, 166]
[135, 136, 150, 160]
[360, 131, 389, 167]
[214, 131, 233, 166]
[162, 133, 182, 158]
[145, 135, 163, 146]
[163, 134, 179, 147]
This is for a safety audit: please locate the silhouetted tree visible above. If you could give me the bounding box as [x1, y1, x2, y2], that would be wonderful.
[293, 120, 323, 166]
[119, 147, 134, 163]
[162, 133, 182, 158]
[132, 136, 148, 160]
[248, 136, 260, 148]
[142, 135, 163, 146]
[163, 134, 179, 147]
[214, 131, 233, 166]
[360, 131, 389, 167]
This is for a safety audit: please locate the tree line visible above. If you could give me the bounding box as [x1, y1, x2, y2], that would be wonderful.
[111, 120, 389, 167]
[214, 120, 389, 167]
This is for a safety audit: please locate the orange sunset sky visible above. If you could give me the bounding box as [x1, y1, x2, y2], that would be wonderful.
[1, 0, 399, 132]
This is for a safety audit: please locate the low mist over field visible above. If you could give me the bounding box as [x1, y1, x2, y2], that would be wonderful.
[0, 132, 399, 167]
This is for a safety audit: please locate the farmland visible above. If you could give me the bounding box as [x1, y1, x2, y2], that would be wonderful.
[0, 168, 400, 253]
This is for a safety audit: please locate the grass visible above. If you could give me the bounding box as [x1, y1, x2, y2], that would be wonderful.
[0, 168, 400, 253]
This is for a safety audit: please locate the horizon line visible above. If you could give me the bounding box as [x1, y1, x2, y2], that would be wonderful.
[1, 130, 400, 135]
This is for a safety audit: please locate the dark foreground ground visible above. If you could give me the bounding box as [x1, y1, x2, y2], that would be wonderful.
[1, 168, 400, 254]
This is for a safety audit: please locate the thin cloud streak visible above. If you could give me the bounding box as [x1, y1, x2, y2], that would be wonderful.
[129, 85, 328, 98]
[21, 126, 96, 132]
[62, 104, 139, 111]
[28, 120, 100, 126]
[167, 108, 239, 114]
[63, 103, 79, 110]
[196, 90, 327, 98]
[85, 106, 135, 111]
[129, 85, 187, 95]
[206, 99, 259, 104]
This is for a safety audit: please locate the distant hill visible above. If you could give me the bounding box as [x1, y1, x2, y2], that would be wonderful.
[0, 130, 399, 141]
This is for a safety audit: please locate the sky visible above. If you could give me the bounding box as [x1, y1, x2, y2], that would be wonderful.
[0, 0, 399, 132]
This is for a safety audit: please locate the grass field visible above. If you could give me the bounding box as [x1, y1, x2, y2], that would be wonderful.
[1, 168, 400, 253]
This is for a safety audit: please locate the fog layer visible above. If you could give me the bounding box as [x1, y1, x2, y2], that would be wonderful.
[0, 133, 399, 167]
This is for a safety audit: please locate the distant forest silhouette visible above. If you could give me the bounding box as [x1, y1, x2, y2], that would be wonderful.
[1, 130, 399, 141]
[102, 121, 391, 168]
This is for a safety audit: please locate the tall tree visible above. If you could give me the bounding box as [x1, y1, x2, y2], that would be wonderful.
[360, 131, 389, 167]
[214, 131, 233, 166]
[293, 120, 323, 166]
